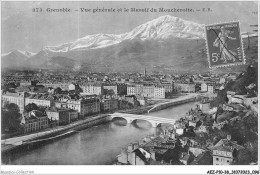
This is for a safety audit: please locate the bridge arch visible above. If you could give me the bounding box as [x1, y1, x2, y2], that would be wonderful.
[156, 123, 175, 128]
[111, 116, 128, 122]
[131, 119, 154, 127]
[110, 115, 135, 124]
[109, 113, 176, 128]
[111, 116, 158, 127]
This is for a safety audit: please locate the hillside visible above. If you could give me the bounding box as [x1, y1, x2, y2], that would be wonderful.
[3, 15, 258, 73]
[40, 56, 81, 71]
[1, 50, 33, 68]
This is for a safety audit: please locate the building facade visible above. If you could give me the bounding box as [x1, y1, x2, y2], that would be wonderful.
[154, 85, 165, 98]
[207, 83, 216, 94]
[104, 84, 118, 95]
[127, 85, 136, 95]
[142, 85, 154, 98]
[174, 83, 195, 93]
[201, 83, 208, 92]
[46, 108, 78, 126]
[161, 82, 173, 93]
[81, 83, 103, 95]
[136, 84, 144, 96]
[23, 110, 49, 133]
[210, 136, 244, 165]
[55, 98, 100, 118]
[41, 83, 70, 90]
[101, 99, 118, 112]
[25, 95, 54, 107]
[2, 92, 26, 113]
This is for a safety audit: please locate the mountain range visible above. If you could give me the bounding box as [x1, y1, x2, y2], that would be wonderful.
[1, 15, 257, 73]
[1, 50, 36, 68]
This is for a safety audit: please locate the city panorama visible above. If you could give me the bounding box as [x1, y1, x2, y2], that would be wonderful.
[1, 1, 258, 173]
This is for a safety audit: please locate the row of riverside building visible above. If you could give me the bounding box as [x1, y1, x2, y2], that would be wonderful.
[2, 79, 217, 133]
[17, 80, 218, 99]
[2, 80, 218, 115]
[80, 81, 216, 97]
[2, 92, 100, 133]
[1, 91, 139, 133]
[2, 92, 101, 117]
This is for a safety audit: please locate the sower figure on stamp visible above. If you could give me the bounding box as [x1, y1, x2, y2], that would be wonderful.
[213, 26, 237, 63]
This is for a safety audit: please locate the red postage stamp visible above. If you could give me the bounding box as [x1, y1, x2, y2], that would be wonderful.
[205, 21, 245, 68]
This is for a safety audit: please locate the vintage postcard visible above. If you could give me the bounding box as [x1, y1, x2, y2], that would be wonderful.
[205, 21, 245, 68]
[1, 1, 258, 175]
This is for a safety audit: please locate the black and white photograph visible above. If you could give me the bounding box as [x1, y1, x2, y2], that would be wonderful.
[1, 1, 259, 174]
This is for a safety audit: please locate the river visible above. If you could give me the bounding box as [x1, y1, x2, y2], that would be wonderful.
[2, 102, 197, 165]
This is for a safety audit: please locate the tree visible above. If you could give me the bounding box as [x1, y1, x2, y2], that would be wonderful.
[54, 87, 62, 94]
[244, 114, 258, 132]
[175, 138, 183, 148]
[233, 149, 252, 165]
[2, 101, 10, 108]
[174, 86, 182, 94]
[2, 103, 22, 132]
[210, 90, 228, 108]
[104, 89, 115, 96]
[77, 87, 83, 94]
[196, 120, 202, 128]
[244, 141, 258, 162]
[4, 82, 17, 89]
[208, 128, 228, 145]
[1, 109, 8, 132]
[36, 87, 48, 93]
[25, 103, 38, 113]
[118, 87, 127, 95]
[6, 103, 20, 113]
[226, 117, 257, 145]
[38, 106, 47, 115]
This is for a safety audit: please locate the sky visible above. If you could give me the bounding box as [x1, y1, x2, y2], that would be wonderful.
[1, 1, 258, 53]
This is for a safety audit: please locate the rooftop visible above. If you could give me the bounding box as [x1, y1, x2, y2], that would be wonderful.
[190, 151, 212, 165]
[208, 139, 244, 153]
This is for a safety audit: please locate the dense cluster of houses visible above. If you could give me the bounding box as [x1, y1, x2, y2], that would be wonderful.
[2, 70, 249, 139]
[116, 130, 245, 165]
[3, 68, 241, 101]
[116, 90, 258, 165]
[1, 69, 241, 136]
[1, 86, 141, 134]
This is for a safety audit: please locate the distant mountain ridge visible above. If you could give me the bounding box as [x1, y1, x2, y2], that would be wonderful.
[2, 15, 257, 72]
[1, 50, 36, 68]
[1, 50, 36, 57]
[40, 56, 81, 71]
[42, 15, 205, 52]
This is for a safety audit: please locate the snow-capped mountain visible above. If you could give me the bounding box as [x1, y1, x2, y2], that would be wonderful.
[44, 34, 124, 52]
[20, 50, 37, 57]
[43, 15, 205, 52]
[1, 50, 36, 68]
[124, 15, 205, 40]
[2, 50, 36, 57]
[5, 15, 255, 72]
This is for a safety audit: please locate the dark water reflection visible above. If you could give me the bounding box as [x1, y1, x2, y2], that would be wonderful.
[2, 102, 196, 165]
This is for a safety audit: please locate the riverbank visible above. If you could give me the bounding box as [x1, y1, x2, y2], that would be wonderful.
[1, 93, 200, 154]
[119, 94, 200, 115]
[2, 100, 199, 165]
[1, 114, 110, 154]
[147, 93, 200, 113]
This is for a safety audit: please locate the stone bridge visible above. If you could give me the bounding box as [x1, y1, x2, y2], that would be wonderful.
[109, 112, 176, 127]
[147, 94, 199, 113]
